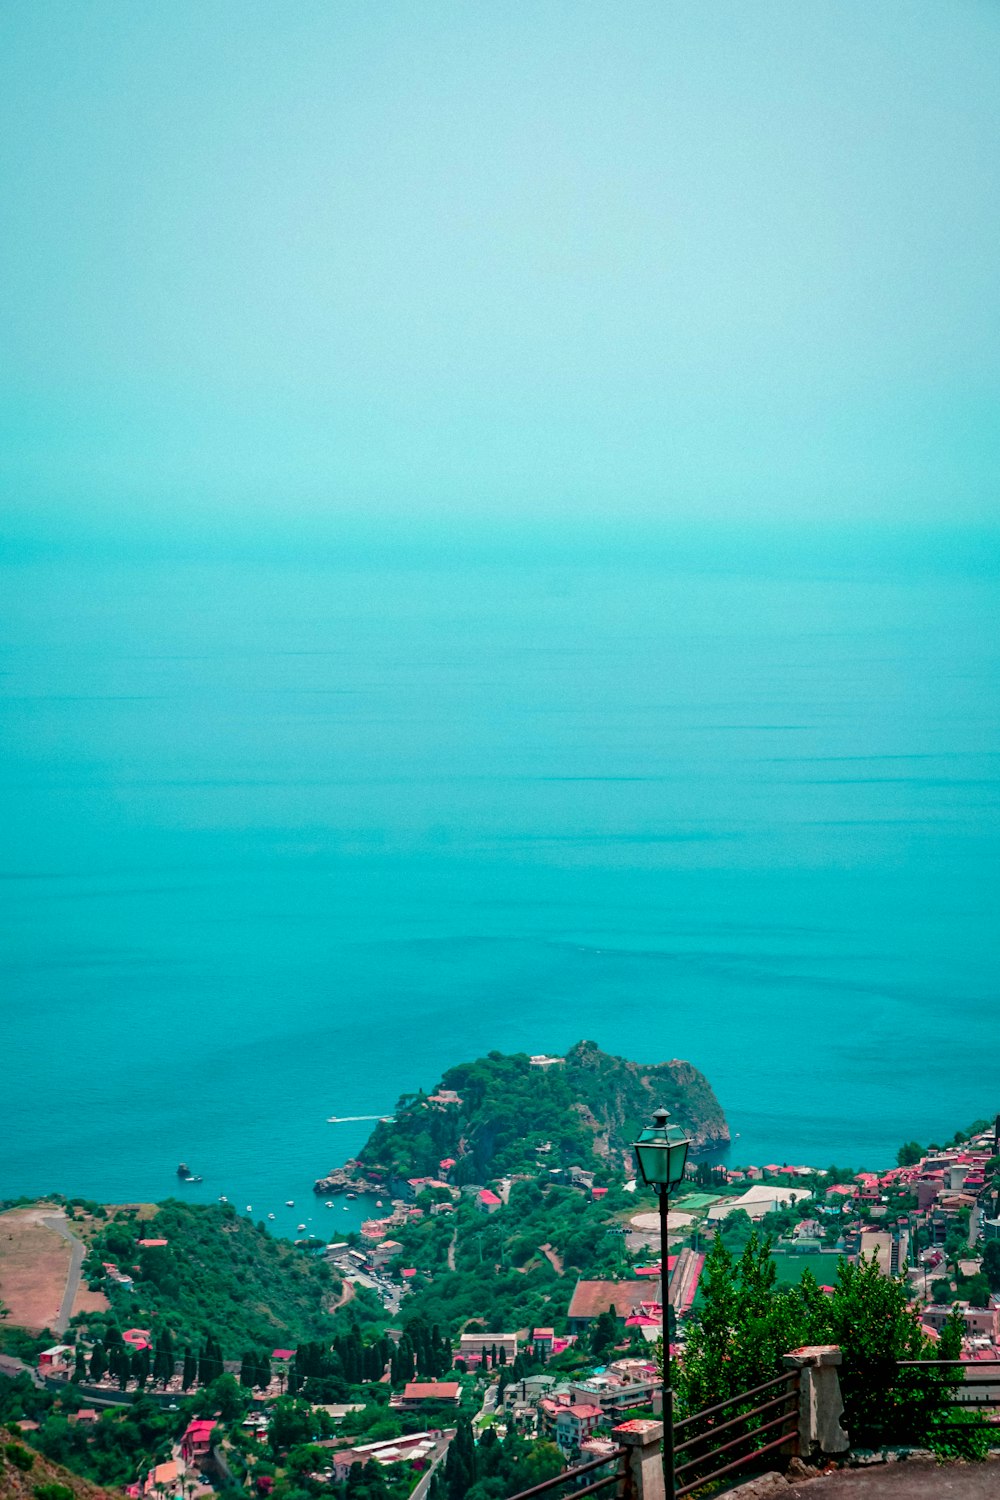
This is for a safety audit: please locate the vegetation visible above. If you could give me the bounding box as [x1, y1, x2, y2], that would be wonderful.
[354, 1042, 727, 1187]
[678, 1232, 975, 1450]
[80, 1200, 340, 1352]
[427, 1416, 564, 1500]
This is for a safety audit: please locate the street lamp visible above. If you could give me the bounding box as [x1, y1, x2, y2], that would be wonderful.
[633, 1106, 691, 1500]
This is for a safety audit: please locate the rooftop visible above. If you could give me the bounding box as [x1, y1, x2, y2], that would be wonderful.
[568, 1278, 649, 1321]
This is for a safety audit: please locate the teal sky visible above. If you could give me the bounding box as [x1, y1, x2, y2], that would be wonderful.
[1, 2, 998, 541]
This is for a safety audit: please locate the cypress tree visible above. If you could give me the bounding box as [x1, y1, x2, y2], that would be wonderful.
[256, 1351, 272, 1390]
[182, 1346, 197, 1391]
[73, 1346, 87, 1382]
[240, 1353, 254, 1388]
[89, 1342, 106, 1383]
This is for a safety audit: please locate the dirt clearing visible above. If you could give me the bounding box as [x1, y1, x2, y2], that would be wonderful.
[0, 1207, 71, 1332]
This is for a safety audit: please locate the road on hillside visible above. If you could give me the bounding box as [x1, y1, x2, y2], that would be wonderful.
[41, 1213, 85, 1335]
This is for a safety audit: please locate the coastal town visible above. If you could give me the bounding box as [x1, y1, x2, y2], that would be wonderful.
[4, 1047, 1000, 1498]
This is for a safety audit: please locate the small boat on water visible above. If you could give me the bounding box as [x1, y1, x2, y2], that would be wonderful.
[375, 1200, 383, 1207]
[286, 1200, 294, 1207]
[346, 1191, 357, 1199]
[177, 1163, 203, 1183]
[325, 1201, 334, 1208]
[267, 1213, 275, 1221]
[246, 1205, 253, 1213]
[297, 1223, 306, 1231]
[219, 1195, 228, 1203]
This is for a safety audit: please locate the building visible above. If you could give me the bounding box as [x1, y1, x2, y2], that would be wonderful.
[530, 1327, 554, 1357]
[398, 1381, 461, 1407]
[922, 1302, 1000, 1341]
[706, 1185, 811, 1224]
[554, 1403, 604, 1455]
[571, 1374, 657, 1420]
[529, 1055, 565, 1069]
[331, 1431, 441, 1481]
[181, 1419, 217, 1467]
[458, 1332, 518, 1361]
[567, 1279, 649, 1333]
[368, 1239, 403, 1271]
[144, 1460, 180, 1497]
[38, 1345, 72, 1369]
[478, 1189, 502, 1214]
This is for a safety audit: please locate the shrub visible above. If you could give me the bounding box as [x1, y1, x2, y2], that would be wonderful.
[35, 1485, 75, 1500]
[927, 1406, 992, 1462]
[6, 1443, 35, 1471]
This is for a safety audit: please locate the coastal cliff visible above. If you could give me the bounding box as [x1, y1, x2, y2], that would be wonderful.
[314, 1041, 728, 1193]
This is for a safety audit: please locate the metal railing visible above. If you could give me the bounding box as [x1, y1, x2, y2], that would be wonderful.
[506, 1447, 627, 1499]
[673, 1370, 800, 1498]
[897, 1359, 1000, 1417]
[507, 1369, 801, 1500]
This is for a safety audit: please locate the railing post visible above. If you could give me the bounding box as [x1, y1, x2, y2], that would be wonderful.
[613, 1420, 665, 1500]
[782, 1345, 849, 1458]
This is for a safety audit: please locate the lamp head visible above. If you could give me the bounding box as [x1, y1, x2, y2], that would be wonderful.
[633, 1106, 692, 1189]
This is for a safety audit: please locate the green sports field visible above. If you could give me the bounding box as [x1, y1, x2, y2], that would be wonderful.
[769, 1251, 841, 1286]
[671, 1192, 722, 1211]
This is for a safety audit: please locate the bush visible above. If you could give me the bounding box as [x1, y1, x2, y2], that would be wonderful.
[6, 1443, 35, 1471]
[927, 1407, 992, 1462]
[35, 1485, 75, 1500]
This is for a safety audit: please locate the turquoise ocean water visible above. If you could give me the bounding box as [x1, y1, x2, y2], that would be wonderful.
[2, 529, 998, 1241]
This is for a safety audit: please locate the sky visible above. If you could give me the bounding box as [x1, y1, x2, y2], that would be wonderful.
[1, 2, 998, 544]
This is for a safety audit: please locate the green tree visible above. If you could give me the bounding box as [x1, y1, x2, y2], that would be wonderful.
[982, 1241, 1000, 1292]
[896, 1142, 923, 1167]
[443, 1415, 476, 1500]
[152, 1328, 173, 1387]
[181, 1346, 197, 1391]
[269, 1399, 315, 1453]
[589, 1307, 619, 1361]
[89, 1342, 106, 1383]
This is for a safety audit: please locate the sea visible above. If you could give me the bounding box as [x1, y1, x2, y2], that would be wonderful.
[2, 523, 998, 1242]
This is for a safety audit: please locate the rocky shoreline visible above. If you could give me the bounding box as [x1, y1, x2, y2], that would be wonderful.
[312, 1165, 381, 1196]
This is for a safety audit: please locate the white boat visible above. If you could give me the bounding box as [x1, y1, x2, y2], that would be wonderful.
[246, 1205, 253, 1213]
[297, 1223, 306, 1231]
[342, 1204, 348, 1210]
[325, 1200, 334, 1208]
[286, 1200, 294, 1207]
[219, 1195, 228, 1202]
[375, 1200, 383, 1207]
[267, 1213, 275, 1221]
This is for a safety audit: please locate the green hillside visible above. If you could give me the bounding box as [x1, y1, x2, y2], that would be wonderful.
[351, 1040, 728, 1186]
[82, 1200, 339, 1353]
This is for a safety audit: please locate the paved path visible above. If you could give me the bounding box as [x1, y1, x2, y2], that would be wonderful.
[0, 1353, 44, 1388]
[41, 1213, 85, 1334]
[787, 1461, 1000, 1498]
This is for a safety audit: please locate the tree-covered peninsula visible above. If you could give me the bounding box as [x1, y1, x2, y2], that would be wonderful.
[316, 1040, 728, 1192]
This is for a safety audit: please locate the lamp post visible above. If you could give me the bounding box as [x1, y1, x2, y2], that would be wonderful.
[633, 1106, 691, 1500]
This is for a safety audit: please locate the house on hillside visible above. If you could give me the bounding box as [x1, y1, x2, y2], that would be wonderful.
[478, 1188, 502, 1214]
[554, 1403, 604, 1456]
[458, 1332, 518, 1361]
[397, 1381, 461, 1407]
[181, 1419, 217, 1468]
[567, 1279, 648, 1333]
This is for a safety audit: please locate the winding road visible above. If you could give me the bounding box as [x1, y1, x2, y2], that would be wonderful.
[41, 1213, 85, 1335]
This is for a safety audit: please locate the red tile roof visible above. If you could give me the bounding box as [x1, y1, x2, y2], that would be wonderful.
[568, 1279, 648, 1320]
[403, 1381, 461, 1400]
